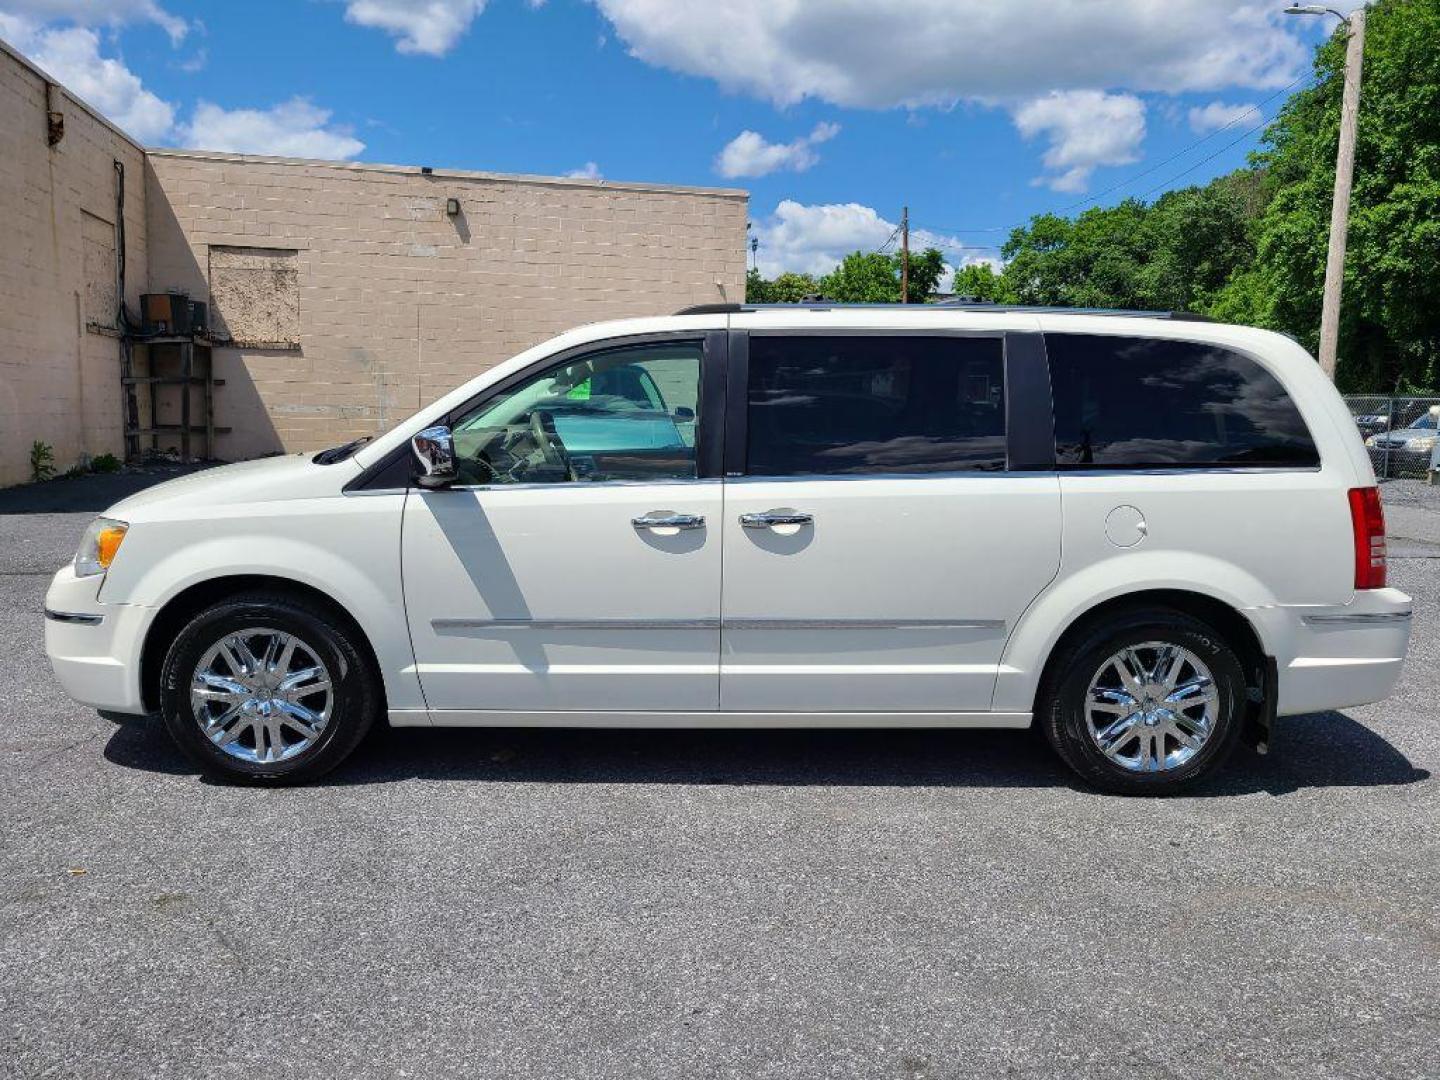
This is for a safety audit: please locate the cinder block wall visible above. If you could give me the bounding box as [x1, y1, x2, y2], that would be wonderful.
[0, 41, 148, 487]
[145, 151, 748, 460]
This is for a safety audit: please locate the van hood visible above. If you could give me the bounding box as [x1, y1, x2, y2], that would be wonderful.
[105, 454, 363, 520]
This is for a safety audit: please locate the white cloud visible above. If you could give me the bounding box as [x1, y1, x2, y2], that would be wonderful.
[178, 98, 365, 160]
[751, 199, 997, 280]
[2, 9, 366, 159]
[0, 0, 186, 43]
[566, 161, 603, 180]
[343, 0, 486, 56]
[1012, 90, 1146, 193]
[715, 121, 839, 178]
[11, 24, 175, 141]
[590, 1, 1325, 108]
[1188, 100, 1260, 134]
[753, 200, 894, 277]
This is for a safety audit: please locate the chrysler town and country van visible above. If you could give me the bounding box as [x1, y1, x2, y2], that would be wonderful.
[44, 305, 1413, 794]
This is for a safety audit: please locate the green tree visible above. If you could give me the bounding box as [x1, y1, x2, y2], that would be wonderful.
[821, 251, 906, 302]
[1228, 0, 1440, 390]
[815, 247, 947, 303]
[746, 268, 822, 303]
[904, 248, 946, 302]
[998, 185, 1259, 313]
[950, 262, 1014, 303]
[770, 271, 824, 302]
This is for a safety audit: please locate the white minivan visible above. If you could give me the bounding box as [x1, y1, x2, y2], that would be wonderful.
[44, 305, 1413, 793]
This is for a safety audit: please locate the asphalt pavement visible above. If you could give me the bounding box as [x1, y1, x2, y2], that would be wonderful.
[1, 475, 1436, 1080]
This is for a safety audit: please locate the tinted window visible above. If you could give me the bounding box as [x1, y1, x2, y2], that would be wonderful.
[449, 342, 701, 485]
[1046, 334, 1318, 469]
[746, 335, 1006, 476]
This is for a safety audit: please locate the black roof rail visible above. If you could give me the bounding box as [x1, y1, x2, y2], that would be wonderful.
[674, 301, 1215, 321]
[674, 303, 743, 315]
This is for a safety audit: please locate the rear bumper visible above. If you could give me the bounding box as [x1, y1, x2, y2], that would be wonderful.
[1269, 588, 1412, 716]
[43, 566, 151, 715]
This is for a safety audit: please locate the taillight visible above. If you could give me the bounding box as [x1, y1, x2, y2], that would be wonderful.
[1348, 487, 1387, 589]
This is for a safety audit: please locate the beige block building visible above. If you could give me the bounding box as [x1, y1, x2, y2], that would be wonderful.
[0, 38, 748, 487]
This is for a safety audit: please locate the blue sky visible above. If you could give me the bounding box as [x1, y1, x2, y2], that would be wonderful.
[0, 0, 1356, 279]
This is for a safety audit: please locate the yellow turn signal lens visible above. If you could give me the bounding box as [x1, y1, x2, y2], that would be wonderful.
[74, 517, 128, 577]
[96, 525, 127, 569]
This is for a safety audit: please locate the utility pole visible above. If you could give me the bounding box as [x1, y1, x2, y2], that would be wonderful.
[1286, 4, 1366, 381]
[1318, 8, 1365, 380]
[900, 205, 910, 304]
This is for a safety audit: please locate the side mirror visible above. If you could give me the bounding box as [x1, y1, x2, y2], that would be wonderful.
[411, 424, 458, 489]
[673, 406, 696, 422]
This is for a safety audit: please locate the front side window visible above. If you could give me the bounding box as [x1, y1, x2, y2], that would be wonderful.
[746, 335, 1007, 476]
[449, 341, 702, 485]
[1046, 334, 1319, 469]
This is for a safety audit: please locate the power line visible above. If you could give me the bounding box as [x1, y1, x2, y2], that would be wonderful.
[906, 71, 1312, 245]
[1057, 72, 1311, 213]
[1134, 106, 1286, 201]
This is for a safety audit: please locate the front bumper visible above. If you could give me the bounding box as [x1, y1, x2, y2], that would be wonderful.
[44, 566, 152, 714]
[1269, 587, 1413, 717]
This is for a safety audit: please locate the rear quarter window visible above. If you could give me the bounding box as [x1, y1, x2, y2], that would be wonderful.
[1045, 333, 1319, 469]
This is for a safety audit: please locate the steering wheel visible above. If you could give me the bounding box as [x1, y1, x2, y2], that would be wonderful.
[529, 408, 573, 479]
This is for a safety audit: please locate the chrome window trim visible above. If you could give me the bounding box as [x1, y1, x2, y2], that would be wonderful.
[443, 477, 722, 494]
[1053, 465, 1325, 477]
[45, 608, 104, 626]
[721, 471, 1044, 485]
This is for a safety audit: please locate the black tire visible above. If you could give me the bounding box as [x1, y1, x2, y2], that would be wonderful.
[1038, 607, 1247, 796]
[159, 591, 380, 785]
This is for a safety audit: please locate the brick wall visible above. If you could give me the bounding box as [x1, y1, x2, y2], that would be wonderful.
[145, 151, 748, 460]
[0, 40, 147, 487]
[0, 36, 747, 484]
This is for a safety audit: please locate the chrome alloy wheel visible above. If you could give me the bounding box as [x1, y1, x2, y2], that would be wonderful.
[1084, 641, 1219, 773]
[190, 628, 333, 764]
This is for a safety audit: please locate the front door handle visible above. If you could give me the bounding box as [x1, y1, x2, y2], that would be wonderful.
[632, 511, 706, 531]
[740, 510, 814, 529]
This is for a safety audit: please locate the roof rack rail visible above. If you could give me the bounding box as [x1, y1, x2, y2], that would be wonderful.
[674, 301, 1213, 321]
[674, 303, 742, 315]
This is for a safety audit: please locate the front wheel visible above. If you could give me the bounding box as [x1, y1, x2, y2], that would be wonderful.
[1038, 609, 1248, 795]
[159, 592, 380, 785]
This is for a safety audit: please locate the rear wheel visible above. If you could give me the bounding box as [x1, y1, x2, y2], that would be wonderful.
[159, 592, 380, 785]
[1038, 608, 1247, 795]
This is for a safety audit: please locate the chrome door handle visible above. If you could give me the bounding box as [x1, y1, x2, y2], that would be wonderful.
[632, 512, 705, 530]
[740, 510, 814, 529]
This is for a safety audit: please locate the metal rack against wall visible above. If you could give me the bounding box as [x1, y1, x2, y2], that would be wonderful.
[122, 334, 230, 460]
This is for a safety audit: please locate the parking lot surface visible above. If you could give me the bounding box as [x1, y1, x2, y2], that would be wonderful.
[1, 475, 1437, 1080]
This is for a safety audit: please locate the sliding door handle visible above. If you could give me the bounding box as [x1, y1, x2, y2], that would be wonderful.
[740, 510, 814, 529]
[632, 511, 705, 531]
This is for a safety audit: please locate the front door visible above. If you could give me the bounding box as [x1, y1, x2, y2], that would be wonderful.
[403, 335, 724, 715]
[719, 330, 1062, 714]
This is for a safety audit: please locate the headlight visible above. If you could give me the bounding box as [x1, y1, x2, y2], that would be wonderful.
[75, 517, 128, 577]
[1364, 435, 1378, 447]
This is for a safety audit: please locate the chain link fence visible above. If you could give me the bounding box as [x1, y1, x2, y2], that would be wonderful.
[1343, 395, 1440, 480]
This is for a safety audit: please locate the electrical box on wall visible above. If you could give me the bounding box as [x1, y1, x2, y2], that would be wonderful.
[140, 293, 207, 336]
